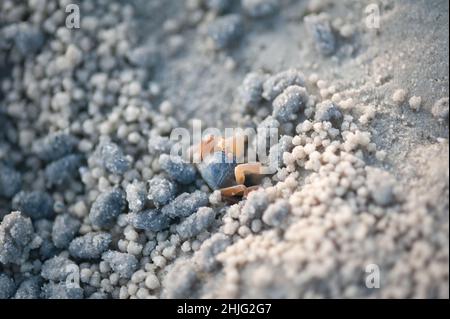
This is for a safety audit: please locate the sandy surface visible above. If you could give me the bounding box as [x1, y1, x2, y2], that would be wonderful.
[132, 0, 449, 298]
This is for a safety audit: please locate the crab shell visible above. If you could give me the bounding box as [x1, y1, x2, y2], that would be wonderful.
[196, 151, 237, 190]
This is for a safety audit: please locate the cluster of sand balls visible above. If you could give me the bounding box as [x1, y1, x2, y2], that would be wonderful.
[0, 0, 291, 299]
[160, 68, 448, 299]
[0, 0, 182, 299]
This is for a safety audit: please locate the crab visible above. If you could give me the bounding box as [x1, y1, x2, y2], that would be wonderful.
[188, 134, 264, 197]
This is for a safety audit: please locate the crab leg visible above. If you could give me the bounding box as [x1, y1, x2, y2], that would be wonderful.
[234, 162, 262, 185]
[220, 184, 247, 197]
[220, 185, 260, 197]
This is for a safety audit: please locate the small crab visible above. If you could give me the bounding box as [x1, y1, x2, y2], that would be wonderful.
[188, 134, 264, 198]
